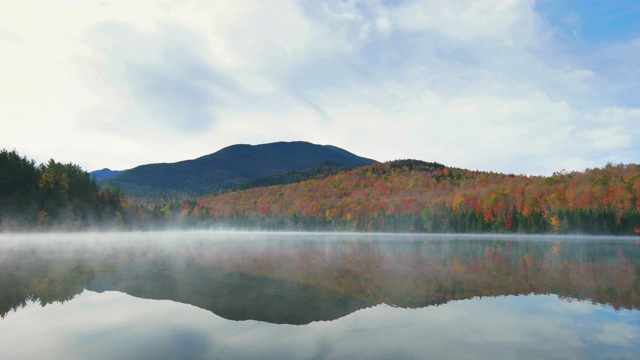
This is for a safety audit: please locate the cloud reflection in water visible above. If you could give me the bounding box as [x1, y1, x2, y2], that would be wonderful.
[1, 290, 638, 360]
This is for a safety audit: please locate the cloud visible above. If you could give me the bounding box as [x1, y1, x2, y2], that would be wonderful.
[391, 0, 540, 45]
[85, 21, 240, 133]
[3, 291, 637, 359]
[578, 107, 640, 165]
[570, 69, 595, 79]
[594, 323, 639, 347]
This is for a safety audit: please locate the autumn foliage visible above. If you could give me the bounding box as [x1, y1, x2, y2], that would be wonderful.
[196, 161, 640, 234]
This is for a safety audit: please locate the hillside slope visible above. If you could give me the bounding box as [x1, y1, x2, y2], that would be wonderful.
[102, 141, 376, 199]
[196, 161, 640, 234]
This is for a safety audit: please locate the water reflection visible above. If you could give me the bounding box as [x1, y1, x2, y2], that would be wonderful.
[0, 232, 639, 359]
[1, 291, 638, 360]
[1, 232, 637, 323]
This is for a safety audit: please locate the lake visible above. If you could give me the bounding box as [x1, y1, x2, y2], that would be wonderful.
[0, 231, 638, 359]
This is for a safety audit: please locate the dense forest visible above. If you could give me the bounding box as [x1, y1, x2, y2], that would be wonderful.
[2, 149, 639, 235]
[196, 160, 640, 235]
[0, 149, 125, 230]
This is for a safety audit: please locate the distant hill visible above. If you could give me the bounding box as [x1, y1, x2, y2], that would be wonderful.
[90, 168, 123, 181]
[198, 161, 640, 235]
[101, 141, 376, 200]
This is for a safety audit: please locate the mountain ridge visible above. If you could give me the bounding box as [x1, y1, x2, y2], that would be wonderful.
[90, 168, 123, 181]
[97, 141, 376, 200]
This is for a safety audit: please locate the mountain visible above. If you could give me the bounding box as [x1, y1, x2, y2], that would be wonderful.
[101, 141, 376, 200]
[90, 168, 123, 181]
[235, 160, 354, 191]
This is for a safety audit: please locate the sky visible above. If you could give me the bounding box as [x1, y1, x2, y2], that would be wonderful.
[1, 0, 638, 175]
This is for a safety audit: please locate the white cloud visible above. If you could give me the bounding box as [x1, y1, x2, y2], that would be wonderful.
[571, 69, 595, 79]
[391, 0, 540, 45]
[3, 291, 637, 359]
[582, 127, 630, 151]
[594, 323, 639, 347]
[577, 107, 640, 165]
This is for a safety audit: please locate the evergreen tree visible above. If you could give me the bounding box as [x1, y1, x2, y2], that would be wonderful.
[0, 149, 41, 225]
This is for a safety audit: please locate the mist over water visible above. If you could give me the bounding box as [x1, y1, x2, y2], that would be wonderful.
[0, 231, 638, 359]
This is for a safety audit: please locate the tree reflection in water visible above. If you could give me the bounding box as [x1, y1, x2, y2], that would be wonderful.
[1, 232, 638, 324]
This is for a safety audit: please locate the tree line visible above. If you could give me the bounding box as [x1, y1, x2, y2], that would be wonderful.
[3, 149, 639, 235]
[197, 160, 640, 235]
[0, 149, 124, 230]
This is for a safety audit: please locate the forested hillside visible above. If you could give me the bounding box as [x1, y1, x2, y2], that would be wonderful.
[233, 160, 356, 191]
[196, 160, 640, 234]
[0, 149, 124, 230]
[102, 141, 376, 200]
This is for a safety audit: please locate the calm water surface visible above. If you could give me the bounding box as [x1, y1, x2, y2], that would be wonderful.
[0, 231, 638, 359]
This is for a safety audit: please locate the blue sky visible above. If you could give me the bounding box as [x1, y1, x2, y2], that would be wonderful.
[536, 1, 639, 45]
[0, 0, 638, 175]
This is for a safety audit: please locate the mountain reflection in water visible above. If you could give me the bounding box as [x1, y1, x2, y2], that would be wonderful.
[1, 231, 638, 324]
